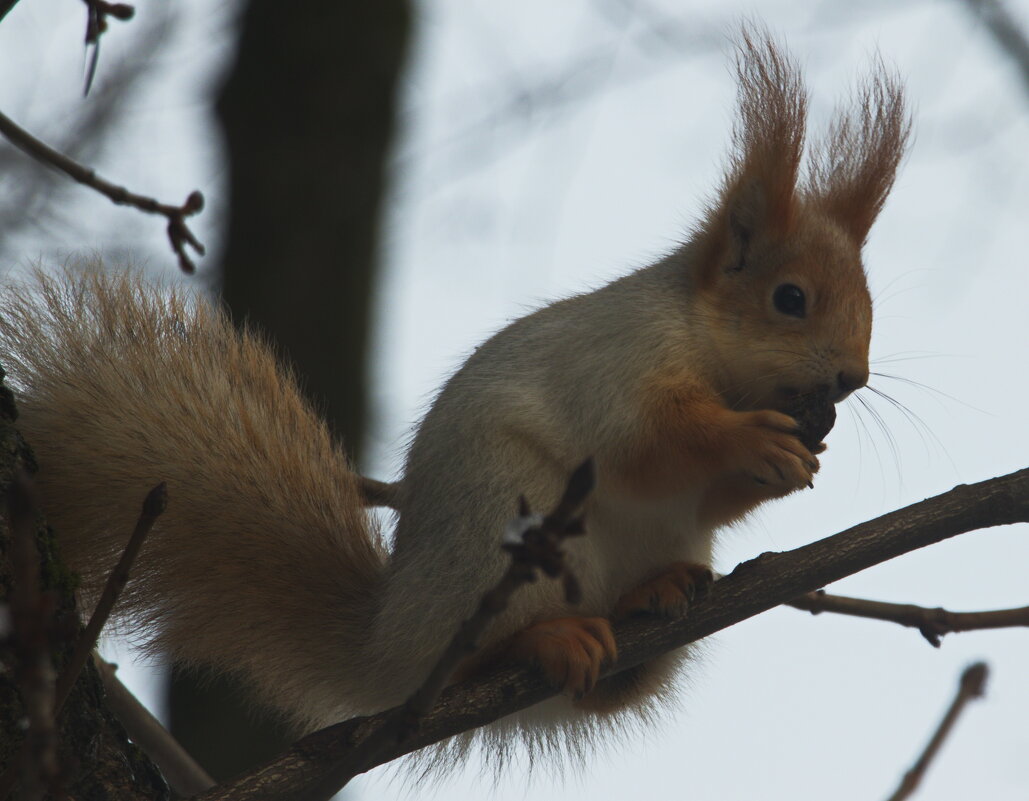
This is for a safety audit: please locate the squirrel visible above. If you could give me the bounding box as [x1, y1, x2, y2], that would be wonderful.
[0, 29, 908, 769]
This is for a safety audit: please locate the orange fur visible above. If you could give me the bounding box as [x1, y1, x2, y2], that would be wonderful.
[616, 379, 816, 504]
[613, 562, 713, 620]
[507, 617, 617, 699]
[696, 27, 908, 285]
[807, 59, 910, 244]
[0, 271, 387, 729]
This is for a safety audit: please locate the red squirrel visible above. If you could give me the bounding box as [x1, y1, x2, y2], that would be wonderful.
[0, 28, 907, 767]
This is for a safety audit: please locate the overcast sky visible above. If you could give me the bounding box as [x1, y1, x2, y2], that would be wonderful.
[1, 1, 1028, 799]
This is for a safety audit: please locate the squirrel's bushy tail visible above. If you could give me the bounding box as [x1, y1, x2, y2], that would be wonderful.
[0, 268, 386, 729]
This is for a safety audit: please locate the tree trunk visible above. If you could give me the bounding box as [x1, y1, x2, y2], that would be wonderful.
[0, 369, 169, 800]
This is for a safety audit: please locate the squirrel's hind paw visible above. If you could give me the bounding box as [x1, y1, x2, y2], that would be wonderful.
[508, 617, 617, 699]
[613, 561, 714, 619]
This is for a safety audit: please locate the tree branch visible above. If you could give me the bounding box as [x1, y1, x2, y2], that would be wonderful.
[94, 657, 215, 797]
[885, 662, 989, 801]
[358, 475, 400, 508]
[305, 460, 594, 800]
[788, 591, 1029, 646]
[0, 0, 21, 24]
[195, 467, 1029, 801]
[0, 108, 205, 272]
[81, 0, 136, 95]
[960, 0, 1029, 98]
[52, 483, 166, 715]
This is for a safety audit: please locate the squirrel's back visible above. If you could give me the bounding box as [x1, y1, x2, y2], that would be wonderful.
[0, 269, 387, 729]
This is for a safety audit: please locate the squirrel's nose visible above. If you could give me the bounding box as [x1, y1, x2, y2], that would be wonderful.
[833, 367, 869, 402]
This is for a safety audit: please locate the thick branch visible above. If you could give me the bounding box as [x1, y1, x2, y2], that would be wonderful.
[0, 0, 21, 24]
[196, 467, 1029, 801]
[788, 591, 1029, 646]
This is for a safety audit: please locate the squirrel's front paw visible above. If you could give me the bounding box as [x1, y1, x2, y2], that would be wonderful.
[508, 617, 617, 699]
[613, 562, 714, 619]
[735, 410, 819, 492]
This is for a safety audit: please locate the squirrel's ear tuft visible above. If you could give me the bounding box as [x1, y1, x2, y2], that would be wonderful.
[700, 26, 806, 277]
[806, 58, 910, 245]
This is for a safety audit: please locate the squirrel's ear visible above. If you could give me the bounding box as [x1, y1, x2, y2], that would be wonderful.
[806, 60, 910, 245]
[700, 27, 806, 277]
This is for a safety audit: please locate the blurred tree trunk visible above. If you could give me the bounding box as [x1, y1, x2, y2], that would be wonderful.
[165, 0, 411, 783]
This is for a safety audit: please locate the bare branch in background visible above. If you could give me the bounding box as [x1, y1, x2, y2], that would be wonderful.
[0, 108, 205, 272]
[788, 591, 1029, 646]
[82, 0, 136, 94]
[400, 11, 722, 190]
[961, 0, 1029, 98]
[0, 9, 175, 266]
[885, 662, 989, 801]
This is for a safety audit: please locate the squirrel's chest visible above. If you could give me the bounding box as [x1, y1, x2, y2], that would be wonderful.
[569, 487, 716, 611]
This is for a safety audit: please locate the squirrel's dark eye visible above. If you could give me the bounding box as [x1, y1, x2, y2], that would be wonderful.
[773, 284, 806, 318]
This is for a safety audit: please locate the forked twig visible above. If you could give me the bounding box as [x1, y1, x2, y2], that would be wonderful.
[404, 457, 595, 720]
[0, 109, 205, 272]
[299, 458, 596, 801]
[788, 591, 1029, 646]
[82, 0, 136, 95]
[884, 662, 989, 801]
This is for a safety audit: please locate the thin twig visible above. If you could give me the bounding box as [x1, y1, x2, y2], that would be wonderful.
[788, 591, 1029, 646]
[94, 656, 215, 796]
[0, 108, 205, 272]
[1, 473, 58, 801]
[195, 467, 1029, 801]
[82, 0, 136, 95]
[404, 457, 594, 720]
[52, 483, 166, 715]
[302, 459, 595, 800]
[885, 662, 989, 801]
[358, 475, 400, 509]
